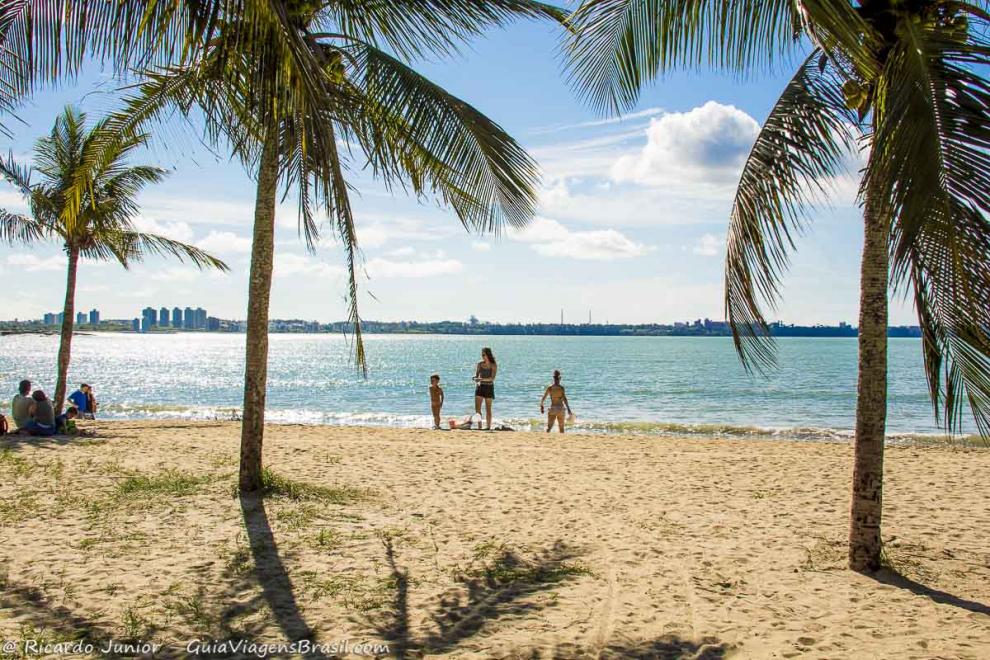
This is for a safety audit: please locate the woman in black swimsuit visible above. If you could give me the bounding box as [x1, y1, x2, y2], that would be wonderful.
[474, 347, 497, 430]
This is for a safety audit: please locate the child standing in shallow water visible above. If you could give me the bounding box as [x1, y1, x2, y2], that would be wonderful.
[429, 374, 444, 429]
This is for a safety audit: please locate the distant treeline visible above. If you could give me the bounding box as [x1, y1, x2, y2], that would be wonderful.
[0, 319, 924, 338]
[323, 320, 923, 338]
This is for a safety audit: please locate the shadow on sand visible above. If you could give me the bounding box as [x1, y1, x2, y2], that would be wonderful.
[0, 433, 98, 452]
[361, 535, 729, 659]
[235, 493, 330, 658]
[364, 536, 587, 657]
[869, 568, 990, 616]
[0, 581, 120, 649]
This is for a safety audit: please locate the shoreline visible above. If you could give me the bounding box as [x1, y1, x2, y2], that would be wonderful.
[84, 408, 988, 447]
[1, 420, 987, 658]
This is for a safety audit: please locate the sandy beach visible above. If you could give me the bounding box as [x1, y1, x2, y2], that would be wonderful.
[0, 421, 987, 659]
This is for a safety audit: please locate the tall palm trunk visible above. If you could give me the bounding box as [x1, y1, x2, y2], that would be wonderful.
[53, 243, 79, 415]
[239, 133, 279, 492]
[848, 184, 889, 571]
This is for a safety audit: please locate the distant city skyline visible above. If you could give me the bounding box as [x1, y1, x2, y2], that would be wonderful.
[7, 308, 921, 338]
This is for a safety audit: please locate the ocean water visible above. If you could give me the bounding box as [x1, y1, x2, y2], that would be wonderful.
[0, 332, 977, 440]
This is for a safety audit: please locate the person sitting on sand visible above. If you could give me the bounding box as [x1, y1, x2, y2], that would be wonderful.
[429, 374, 445, 429]
[474, 347, 497, 431]
[24, 390, 57, 437]
[449, 413, 482, 430]
[11, 379, 32, 431]
[68, 383, 96, 420]
[56, 406, 79, 434]
[540, 369, 573, 434]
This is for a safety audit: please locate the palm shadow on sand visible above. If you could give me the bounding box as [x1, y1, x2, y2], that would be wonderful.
[361, 536, 729, 659]
[868, 568, 990, 615]
[363, 536, 586, 657]
[0, 496, 327, 659]
[233, 493, 330, 658]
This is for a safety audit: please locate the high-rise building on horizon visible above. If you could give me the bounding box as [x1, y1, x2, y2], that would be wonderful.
[43, 313, 56, 325]
[207, 316, 220, 331]
[76, 311, 86, 325]
[184, 306, 195, 329]
[142, 307, 157, 331]
[132, 318, 140, 332]
[160, 307, 170, 326]
[195, 307, 207, 330]
[89, 309, 99, 325]
[172, 306, 182, 329]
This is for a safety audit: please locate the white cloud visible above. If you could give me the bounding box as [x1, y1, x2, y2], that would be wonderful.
[132, 216, 195, 243]
[317, 216, 453, 251]
[139, 196, 255, 227]
[510, 217, 654, 261]
[692, 233, 723, 257]
[611, 102, 760, 187]
[387, 246, 416, 257]
[196, 230, 252, 254]
[6, 254, 64, 271]
[471, 241, 491, 252]
[274, 252, 344, 279]
[0, 189, 28, 212]
[366, 257, 463, 278]
[530, 107, 664, 135]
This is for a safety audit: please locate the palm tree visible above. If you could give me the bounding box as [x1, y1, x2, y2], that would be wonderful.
[0, 2, 564, 491]
[564, 1, 990, 570]
[0, 105, 228, 413]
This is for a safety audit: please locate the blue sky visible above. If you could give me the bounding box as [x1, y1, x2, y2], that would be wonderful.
[0, 11, 917, 326]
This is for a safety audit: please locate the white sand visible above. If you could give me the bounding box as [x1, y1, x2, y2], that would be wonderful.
[0, 421, 987, 658]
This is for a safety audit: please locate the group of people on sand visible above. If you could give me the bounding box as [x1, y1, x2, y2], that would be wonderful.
[3, 380, 96, 437]
[429, 346, 574, 433]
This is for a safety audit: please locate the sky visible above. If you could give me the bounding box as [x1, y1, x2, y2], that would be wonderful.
[0, 10, 918, 326]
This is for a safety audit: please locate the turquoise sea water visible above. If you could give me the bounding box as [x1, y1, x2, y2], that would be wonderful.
[0, 332, 976, 440]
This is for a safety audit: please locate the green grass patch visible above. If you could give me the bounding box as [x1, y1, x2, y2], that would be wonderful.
[0, 449, 34, 478]
[0, 493, 40, 526]
[252, 468, 368, 505]
[116, 469, 212, 498]
[312, 528, 342, 552]
[466, 541, 593, 586]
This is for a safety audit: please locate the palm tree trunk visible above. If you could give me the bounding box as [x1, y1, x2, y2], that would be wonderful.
[53, 243, 79, 415]
[239, 133, 280, 492]
[848, 184, 889, 572]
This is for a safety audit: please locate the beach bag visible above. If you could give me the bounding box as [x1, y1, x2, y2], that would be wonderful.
[0, 414, 7, 436]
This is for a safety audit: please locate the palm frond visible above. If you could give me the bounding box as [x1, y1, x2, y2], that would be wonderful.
[867, 10, 990, 436]
[725, 50, 856, 372]
[318, 121, 366, 376]
[0, 149, 32, 194]
[319, 0, 567, 60]
[117, 231, 230, 271]
[0, 208, 46, 243]
[0, 0, 206, 94]
[354, 43, 541, 234]
[564, 0, 803, 113]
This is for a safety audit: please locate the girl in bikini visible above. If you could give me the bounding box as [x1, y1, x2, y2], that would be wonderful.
[540, 369, 573, 434]
[474, 347, 497, 430]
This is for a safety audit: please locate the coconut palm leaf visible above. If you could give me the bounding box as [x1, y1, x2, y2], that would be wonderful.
[563, 0, 880, 114]
[866, 12, 990, 435]
[0, 208, 46, 243]
[725, 50, 856, 372]
[352, 42, 540, 234]
[321, 0, 567, 60]
[564, 0, 802, 113]
[0, 149, 33, 195]
[115, 231, 230, 271]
